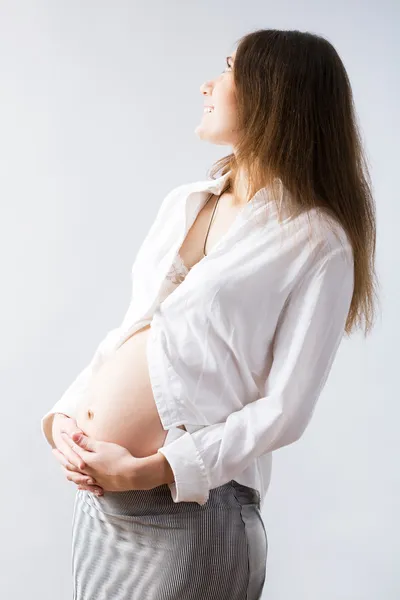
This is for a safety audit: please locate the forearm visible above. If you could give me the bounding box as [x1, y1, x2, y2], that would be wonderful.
[132, 451, 175, 490]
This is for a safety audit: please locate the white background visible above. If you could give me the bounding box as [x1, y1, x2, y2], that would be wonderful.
[0, 1, 398, 598]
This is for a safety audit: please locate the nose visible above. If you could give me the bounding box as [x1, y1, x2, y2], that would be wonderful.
[200, 80, 213, 97]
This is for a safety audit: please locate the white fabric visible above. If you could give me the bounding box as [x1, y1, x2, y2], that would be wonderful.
[41, 171, 354, 509]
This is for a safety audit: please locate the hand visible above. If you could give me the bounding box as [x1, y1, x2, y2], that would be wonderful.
[60, 429, 139, 493]
[51, 414, 104, 495]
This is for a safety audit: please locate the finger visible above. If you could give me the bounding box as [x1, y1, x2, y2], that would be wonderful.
[77, 484, 104, 495]
[61, 433, 93, 461]
[59, 415, 78, 429]
[52, 448, 74, 469]
[62, 466, 97, 487]
[53, 443, 90, 476]
[70, 431, 97, 452]
[57, 437, 87, 471]
[52, 449, 90, 475]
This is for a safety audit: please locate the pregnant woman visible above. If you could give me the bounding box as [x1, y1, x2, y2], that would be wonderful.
[41, 29, 377, 600]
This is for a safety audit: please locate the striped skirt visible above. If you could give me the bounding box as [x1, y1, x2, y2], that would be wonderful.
[72, 479, 268, 599]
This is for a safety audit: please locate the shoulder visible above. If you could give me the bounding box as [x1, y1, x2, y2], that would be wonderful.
[268, 205, 354, 298]
[285, 204, 353, 263]
[310, 208, 353, 270]
[262, 182, 353, 268]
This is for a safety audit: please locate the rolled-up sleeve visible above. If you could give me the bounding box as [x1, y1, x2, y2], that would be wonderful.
[157, 243, 355, 505]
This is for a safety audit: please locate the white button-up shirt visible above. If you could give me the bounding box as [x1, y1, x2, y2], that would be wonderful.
[41, 170, 354, 509]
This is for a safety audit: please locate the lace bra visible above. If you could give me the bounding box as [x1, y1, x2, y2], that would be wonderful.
[166, 252, 190, 284]
[157, 252, 190, 303]
[158, 192, 220, 303]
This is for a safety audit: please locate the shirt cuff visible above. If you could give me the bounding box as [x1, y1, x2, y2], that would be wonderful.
[157, 431, 210, 505]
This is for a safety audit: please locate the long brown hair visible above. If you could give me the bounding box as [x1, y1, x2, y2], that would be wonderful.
[207, 29, 379, 337]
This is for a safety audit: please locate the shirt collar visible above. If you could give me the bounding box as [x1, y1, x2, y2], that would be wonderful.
[188, 170, 287, 220]
[189, 170, 271, 205]
[188, 170, 231, 195]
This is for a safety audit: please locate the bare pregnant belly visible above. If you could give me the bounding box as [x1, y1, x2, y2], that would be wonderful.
[75, 324, 185, 458]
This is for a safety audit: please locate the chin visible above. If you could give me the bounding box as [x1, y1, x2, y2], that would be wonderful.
[194, 124, 209, 140]
[194, 126, 227, 145]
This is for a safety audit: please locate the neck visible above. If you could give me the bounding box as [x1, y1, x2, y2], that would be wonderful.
[230, 167, 250, 206]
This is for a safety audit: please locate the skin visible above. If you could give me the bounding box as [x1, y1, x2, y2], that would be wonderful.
[196, 48, 251, 208]
[52, 48, 250, 495]
[53, 415, 173, 494]
[195, 50, 239, 147]
[51, 414, 104, 494]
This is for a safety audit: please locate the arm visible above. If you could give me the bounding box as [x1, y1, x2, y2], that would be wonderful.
[41, 182, 184, 448]
[157, 243, 355, 505]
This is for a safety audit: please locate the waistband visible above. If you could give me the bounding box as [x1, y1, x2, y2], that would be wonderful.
[80, 479, 260, 518]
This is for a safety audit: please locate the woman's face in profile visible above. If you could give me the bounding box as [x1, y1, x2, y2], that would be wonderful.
[195, 49, 239, 147]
